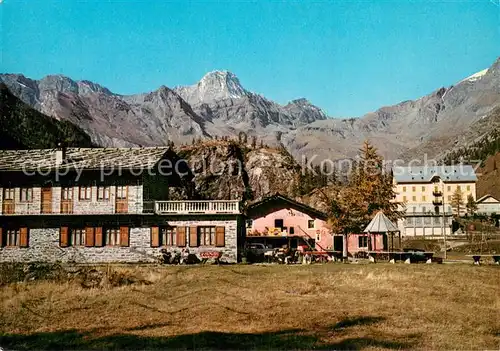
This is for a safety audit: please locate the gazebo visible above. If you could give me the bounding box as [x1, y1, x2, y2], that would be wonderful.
[363, 211, 401, 252]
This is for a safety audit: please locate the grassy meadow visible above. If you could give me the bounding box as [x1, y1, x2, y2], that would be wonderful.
[0, 263, 499, 350]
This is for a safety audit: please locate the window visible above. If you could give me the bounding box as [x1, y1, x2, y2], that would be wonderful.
[447, 186, 451, 192]
[412, 186, 416, 192]
[79, 186, 92, 200]
[289, 227, 295, 235]
[412, 196, 416, 201]
[448, 195, 451, 201]
[3, 188, 14, 200]
[358, 236, 368, 248]
[422, 196, 426, 202]
[402, 186, 407, 192]
[466, 185, 471, 191]
[61, 187, 73, 200]
[274, 219, 284, 230]
[421, 186, 425, 192]
[434, 206, 440, 214]
[433, 217, 441, 225]
[245, 219, 253, 228]
[106, 228, 121, 246]
[406, 217, 414, 225]
[412, 207, 416, 213]
[20, 188, 33, 202]
[97, 186, 110, 201]
[161, 226, 177, 246]
[457, 185, 461, 190]
[116, 186, 127, 200]
[4, 228, 19, 246]
[1, 228, 28, 247]
[403, 196, 407, 202]
[198, 226, 215, 246]
[308, 220, 315, 229]
[70, 228, 85, 246]
[434, 186, 438, 192]
[422, 206, 426, 213]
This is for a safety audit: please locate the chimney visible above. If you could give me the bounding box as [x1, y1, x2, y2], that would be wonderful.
[55, 142, 67, 166]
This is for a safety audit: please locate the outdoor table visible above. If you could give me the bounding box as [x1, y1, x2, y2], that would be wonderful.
[367, 251, 436, 263]
[466, 254, 500, 265]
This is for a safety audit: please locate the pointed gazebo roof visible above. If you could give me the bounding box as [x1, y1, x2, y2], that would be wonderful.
[363, 211, 399, 233]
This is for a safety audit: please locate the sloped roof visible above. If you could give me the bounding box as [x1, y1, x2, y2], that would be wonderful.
[0, 147, 173, 171]
[476, 194, 500, 203]
[393, 165, 477, 183]
[246, 193, 327, 220]
[363, 211, 399, 233]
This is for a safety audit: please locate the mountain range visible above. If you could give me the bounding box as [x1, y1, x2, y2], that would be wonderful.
[1, 57, 499, 162]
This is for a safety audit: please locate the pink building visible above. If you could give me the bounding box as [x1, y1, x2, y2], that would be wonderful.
[244, 195, 391, 255]
[347, 233, 386, 253]
[245, 194, 333, 251]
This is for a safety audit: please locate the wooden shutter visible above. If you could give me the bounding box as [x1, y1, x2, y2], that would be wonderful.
[189, 226, 198, 247]
[19, 227, 29, 248]
[177, 226, 186, 247]
[120, 226, 129, 247]
[215, 226, 225, 247]
[151, 226, 160, 247]
[0, 228, 3, 247]
[94, 227, 104, 247]
[85, 227, 95, 247]
[60, 227, 69, 247]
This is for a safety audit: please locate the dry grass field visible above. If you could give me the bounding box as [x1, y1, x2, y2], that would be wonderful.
[0, 263, 499, 350]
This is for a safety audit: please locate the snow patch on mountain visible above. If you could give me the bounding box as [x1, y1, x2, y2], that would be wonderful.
[460, 68, 488, 83]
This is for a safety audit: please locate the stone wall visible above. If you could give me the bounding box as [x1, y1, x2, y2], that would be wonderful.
[0, 185, 143, 215]
[0, 219, 238, 263]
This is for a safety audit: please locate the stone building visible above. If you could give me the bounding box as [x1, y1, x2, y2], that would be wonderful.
[0, 147, 242, 263]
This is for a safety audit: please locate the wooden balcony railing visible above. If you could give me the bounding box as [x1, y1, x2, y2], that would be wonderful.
[155, 200, 240, 215]
[0, 200, 240, 216]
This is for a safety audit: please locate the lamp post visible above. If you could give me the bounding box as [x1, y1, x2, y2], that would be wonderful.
[441, 178, 447, 261]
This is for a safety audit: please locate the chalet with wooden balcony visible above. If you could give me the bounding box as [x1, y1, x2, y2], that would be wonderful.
[0, 147, 242, 263]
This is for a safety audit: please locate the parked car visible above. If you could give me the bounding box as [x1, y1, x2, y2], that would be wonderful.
[403, 248, 430, 263]
[245, 243, 273, 256]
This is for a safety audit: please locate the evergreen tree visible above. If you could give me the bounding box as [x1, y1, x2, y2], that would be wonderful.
[466, 194, 478, 215]
[321, 141, 402, 254]
[251, 136, 257, 149]
[451, 187, 465, 216]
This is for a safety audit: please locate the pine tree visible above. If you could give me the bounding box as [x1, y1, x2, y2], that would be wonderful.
[451, 187, 465, 216]
[466, 194, 478, 215]
[251, 136, 257, 149]
[321, 141, 402, 254]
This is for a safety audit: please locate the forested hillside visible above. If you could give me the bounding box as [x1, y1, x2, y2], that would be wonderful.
[443, 107, 500, 164]
[0, 83, 94, 150]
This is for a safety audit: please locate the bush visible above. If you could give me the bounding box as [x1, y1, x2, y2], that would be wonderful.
[0, 263, 66, 286]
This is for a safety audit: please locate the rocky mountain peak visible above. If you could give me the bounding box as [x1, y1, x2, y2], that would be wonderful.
[174, 70, 249, 106]
[77, 80, 113, 96]
[38, 75, 79, 94]
[283, 97, 328, 123]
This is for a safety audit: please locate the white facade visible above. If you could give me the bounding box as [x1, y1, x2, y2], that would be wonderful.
[476, 195, 500, 215]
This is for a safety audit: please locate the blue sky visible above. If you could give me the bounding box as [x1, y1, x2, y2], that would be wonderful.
[1, 0, 498, 117]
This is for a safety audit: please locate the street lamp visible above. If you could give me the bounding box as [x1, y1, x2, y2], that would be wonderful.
[440, 178, 447, 261]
